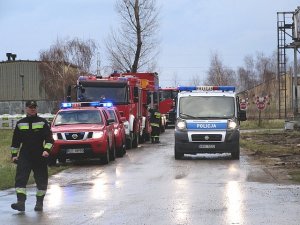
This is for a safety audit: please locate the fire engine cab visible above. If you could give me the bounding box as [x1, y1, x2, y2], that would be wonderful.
[174, 86, 247, 160]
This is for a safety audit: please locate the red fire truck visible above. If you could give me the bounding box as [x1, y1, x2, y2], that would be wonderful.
[120, 72, 167, 133]
[159, 87, 178, 128]
[75, 72, 165, 148]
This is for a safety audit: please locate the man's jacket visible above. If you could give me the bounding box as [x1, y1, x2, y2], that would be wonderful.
[11, 115, 54, 160]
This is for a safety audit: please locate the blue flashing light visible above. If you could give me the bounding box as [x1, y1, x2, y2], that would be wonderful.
[214, 86, 235, 92]
[78, 76, 86, 81]
[89, 102, 101, 107]
[61, 102, 72, 109]
[178, 86, 196, 91]
[101, 102, 113, 107]
[60, 101, 114, 109]
[118, 77, 128, 82]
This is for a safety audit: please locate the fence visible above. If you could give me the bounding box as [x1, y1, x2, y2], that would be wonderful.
[0, 114, 55, 129]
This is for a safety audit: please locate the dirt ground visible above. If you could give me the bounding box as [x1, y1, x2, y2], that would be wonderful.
[240, 131, 300, 184]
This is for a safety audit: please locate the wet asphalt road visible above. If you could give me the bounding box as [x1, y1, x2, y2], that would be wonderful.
[0, 129, 300, 225]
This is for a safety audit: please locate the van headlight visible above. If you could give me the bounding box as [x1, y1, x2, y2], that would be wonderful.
[93, 131, 104, 138]
[227, 119, 237, 129]
[176, 120, 186, 131]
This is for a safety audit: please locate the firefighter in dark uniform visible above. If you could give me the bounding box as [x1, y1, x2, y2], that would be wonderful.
[149, 106, 161, 143]
[10, 100, 54, 212]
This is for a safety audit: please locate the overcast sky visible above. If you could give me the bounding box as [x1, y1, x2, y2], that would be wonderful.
[0, 0, 299, 87]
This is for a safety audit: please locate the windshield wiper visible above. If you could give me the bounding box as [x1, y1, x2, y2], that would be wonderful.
[179, 113, 198, 119]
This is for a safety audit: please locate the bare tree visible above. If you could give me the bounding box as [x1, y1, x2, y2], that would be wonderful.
[39, 38, 98, 101]
[237, 55, 258, 92]
[189, 74, 202, 86]
[205, 52, 236, 86]
[255, 52, 276, 83]
[106, 0, 160, 72]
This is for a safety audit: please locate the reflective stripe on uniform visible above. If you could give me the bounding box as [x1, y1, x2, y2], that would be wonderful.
[11, 147, 19, 154]
[150, 123, 160, 127]
[16, 188, 26, 195]
[18, 123, 29, 130]
[44, 143, 53, 150]
[32, 122, 45, 129]
[36, 189, 47, 197]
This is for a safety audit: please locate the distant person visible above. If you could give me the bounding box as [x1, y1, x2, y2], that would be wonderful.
[149, 106, 161, 143]
[10, 100, 54, 212]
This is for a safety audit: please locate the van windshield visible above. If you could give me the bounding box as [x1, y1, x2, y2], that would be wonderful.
[179, 96, 235, 119]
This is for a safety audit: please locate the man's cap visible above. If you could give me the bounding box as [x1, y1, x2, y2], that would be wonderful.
[25, 100, 37, 107]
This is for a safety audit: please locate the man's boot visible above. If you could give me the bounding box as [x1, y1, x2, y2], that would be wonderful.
[34, 196, 44, 211]
[11, 193, 26, 211]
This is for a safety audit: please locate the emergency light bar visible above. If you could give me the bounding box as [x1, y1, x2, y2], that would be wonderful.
[60, 101, 113, 109]
[178, 86, 235, 92]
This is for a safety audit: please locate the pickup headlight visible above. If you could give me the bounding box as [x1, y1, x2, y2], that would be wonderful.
[52, 133, 58, 141]
[227, 119, 237, 129]
[93, 131, 104, 138]
[176, 120, 186, 131]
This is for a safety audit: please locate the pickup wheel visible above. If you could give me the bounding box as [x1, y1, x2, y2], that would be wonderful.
[110, 140, 116, 161]
[58, 156, 66, 164]
[102, 142, 110, 164]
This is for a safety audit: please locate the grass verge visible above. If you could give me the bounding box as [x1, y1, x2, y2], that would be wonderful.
[241, 129, 300, 183]
[0, 129, 68, 190]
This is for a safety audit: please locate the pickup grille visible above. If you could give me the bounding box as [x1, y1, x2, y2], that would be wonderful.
[56, 132, 93, 140]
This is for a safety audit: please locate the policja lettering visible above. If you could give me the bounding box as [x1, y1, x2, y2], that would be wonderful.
[197, 123, 217, 129]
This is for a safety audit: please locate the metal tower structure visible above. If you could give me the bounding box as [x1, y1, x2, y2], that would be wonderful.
[277, 11, 293, 119]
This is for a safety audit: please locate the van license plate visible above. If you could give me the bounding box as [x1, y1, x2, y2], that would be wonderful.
[66, 148, 84, 154]
[198, 144, 215, 149]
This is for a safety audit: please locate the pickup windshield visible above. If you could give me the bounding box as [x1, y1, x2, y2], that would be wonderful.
[54, 110, 103, 126]
[179, 96, 235, 119]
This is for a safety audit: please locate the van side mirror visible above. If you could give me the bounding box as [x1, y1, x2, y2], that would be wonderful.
[238, 110, 247, 121]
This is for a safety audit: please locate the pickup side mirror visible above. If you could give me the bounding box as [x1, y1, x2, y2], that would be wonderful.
[107, 118, 115, 125]
[238, 110, 247, 121]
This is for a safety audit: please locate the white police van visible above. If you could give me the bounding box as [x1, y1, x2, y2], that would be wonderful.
[174, 86, 247, 160]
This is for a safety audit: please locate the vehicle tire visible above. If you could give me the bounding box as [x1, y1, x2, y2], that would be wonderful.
[231, 147, 240, 160]
[110, 140, 116, 161]
[58, 156, 66, 164]
[132, 134, 139, 148]
[126, 138, 132, 149]
[161, 124, 165, 133]
[116, 139, 126, 157]
[231, 145, 240, 160]
[102, 142, 110, 164]
[139, 133, 145, 144]
[174, 144, 183, 160]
